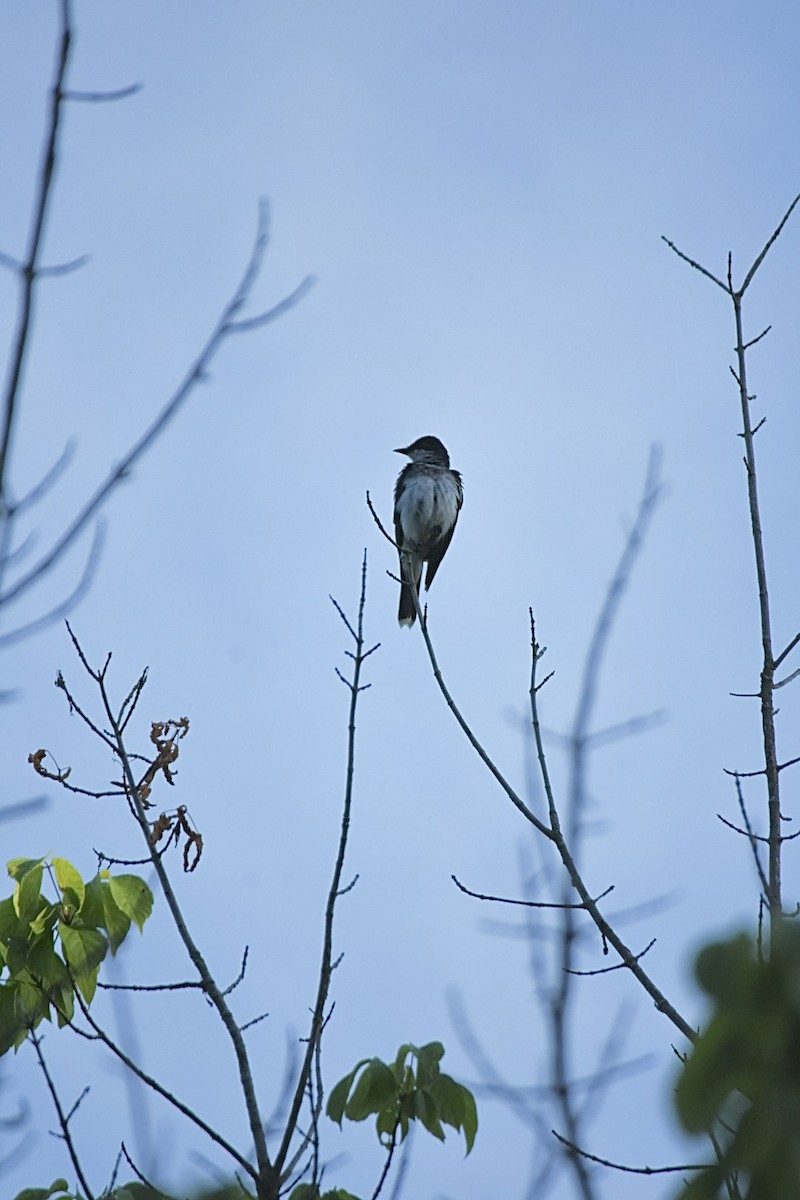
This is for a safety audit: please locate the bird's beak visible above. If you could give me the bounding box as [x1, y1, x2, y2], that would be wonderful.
[394, 446, 408, 456]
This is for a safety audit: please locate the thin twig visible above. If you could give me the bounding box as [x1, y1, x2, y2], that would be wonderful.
[410, 585, 551, 837]
[370, 1118, 402, 1200]
[70, 987, 255, 1178]
[65, 83, 142, 103]
[566, 939, 656, 977]
[551, 1129, 709, 1176]
[667, 197, 800, 937]
[739, 192, 800, 296]
[773, 631, 800, 670]
[0, 203, 312, 610]
[526, 459, 695, 1043]
[0, 0, 72, 505]
[30, 1028, 95, 1200]
[79, 653, 274, 1190]
[274, 551, 374, 1181]
[660, 236, 727, 292]
[451, 873, 613, 910]
[0, 523, 104, 647]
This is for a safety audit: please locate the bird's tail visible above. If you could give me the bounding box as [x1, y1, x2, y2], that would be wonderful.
[398, 557, 422, 627]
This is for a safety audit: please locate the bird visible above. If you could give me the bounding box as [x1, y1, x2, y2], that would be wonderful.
[393, 435, 463, 627]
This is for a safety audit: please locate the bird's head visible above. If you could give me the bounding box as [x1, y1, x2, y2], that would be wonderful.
[394, 436, 450, 467]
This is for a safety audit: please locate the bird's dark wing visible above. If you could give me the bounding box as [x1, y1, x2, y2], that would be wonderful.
[424, 514, 458, 590]
[424, 469, 463, 590]
[393, 463, 414, 549]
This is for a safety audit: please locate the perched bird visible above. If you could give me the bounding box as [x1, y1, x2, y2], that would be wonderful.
[393, 435, 463, 627]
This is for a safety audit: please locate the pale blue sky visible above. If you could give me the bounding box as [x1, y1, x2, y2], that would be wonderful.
[2, 3, 800, 1198]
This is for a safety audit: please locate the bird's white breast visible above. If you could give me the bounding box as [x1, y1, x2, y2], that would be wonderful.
[397, 471, 460, 545]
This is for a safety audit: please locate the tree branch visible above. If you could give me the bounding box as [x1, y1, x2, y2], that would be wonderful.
[274, 551, 375, 1180]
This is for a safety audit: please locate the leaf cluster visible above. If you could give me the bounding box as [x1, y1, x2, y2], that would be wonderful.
[15, 1182, 170, 1200]
[0, 855, 153, 1055]
[676, 925, 800, 1199]
[326, 1040, 477, 1154]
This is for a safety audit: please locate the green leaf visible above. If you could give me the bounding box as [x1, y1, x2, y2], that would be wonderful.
[100, 885, 132, 954]
[0, 983, 32, 1056]
[413, 1088, 445, 1141]
[79, 876, 105, 929]
[52, 859, 85, 913]
[25, 936, 73, 1022]
[14, 974, 48, 1025]
[81, 874, 134, 953]
[13, 1181, 72, 1200]
[345, 1059, 397, 1122]
[59, 924, 107, 980]
[108, 874, 153, 932]
[431, 1075, 478, 1153]
[7, 857, 46, 883]
[415, 1040, 444, 1071]
[0, 894, 25, 945]
[675, 926, 800, 1199]
[327, 1059, 370, 1126]
[28, 903, 58, 938]
[392, 1042, 414, 1072]
[694, 934, 754, 1006]
[289, 1188, 361, 1200]
[329, 1043, 478, 1157]
[14, 863, 44, 922]
[27, 934, 68, 990]
[51, 978, 75, 1026]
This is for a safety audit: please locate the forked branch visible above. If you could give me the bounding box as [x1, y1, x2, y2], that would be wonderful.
[664, 193, 800, 933]
[403, 456, 695, 1043]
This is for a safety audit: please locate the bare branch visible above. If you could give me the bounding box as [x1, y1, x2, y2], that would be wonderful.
[452, 873, 614, 910]
[37, 253, 89, 277]
[739, 192, 800, 296]
[413, 594, 551, 836]
[64, 83, 142, 103]
[98, 978, 204, 993]
[566, 938, 656, 977]
[661, 235, 728, 292]
[11, 440, 75, 516]
[30, 1029, 95, 1200]
[526, 457, 694, 1040]
[0, 522, 104, 647]
[0, 201, 311, 610]
[69, 991, 256, 1178]
[274, 551, 375, 1179]
[57, 635, 275, 1185]
[773, 631, 800, 670]
[551, 1129, 710, 1176]
[0, 0, 72, 505]
[366, 489, 399, 549]
[741, 325, 771, 351]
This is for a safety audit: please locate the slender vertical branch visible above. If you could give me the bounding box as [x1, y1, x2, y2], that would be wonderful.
[0, 0, 71, 509]
[0, 200, 312, 612]
[273, 551, 377, 1179]
[0, 3, 310, 618]
[664, 195, 800, 937]
[31, 1028, 95, 1200]
[91, 670, 275, 1197]
[730, 290, 781, 929]
[529, 642, 695, 1041]
[370, 1118, 402, 1200]
[546, 448, 663, 1200]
